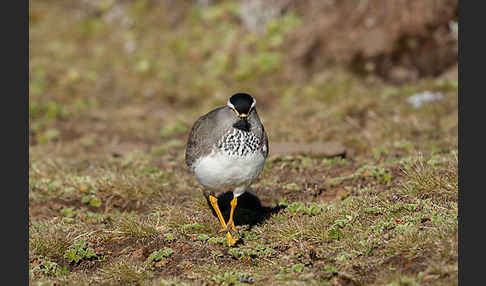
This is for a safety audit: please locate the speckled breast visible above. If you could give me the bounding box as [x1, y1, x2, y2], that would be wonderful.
[218, 128, 262, 157]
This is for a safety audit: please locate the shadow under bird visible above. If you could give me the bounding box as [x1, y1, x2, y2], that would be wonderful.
[185, 93, 268, 246]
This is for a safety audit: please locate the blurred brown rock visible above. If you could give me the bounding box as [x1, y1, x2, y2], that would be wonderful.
[278, 0, 458, 82]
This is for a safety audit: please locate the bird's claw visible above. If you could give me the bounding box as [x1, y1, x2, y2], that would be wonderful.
[226, 232, 238, 247]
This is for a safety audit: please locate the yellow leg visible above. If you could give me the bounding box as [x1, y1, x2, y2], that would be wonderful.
[209, 195, 227, 231]
[226, 197, 238, 233]
[209, 195, 237, 246]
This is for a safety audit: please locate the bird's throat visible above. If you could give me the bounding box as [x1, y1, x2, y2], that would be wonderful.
[233, 119, 250, 132]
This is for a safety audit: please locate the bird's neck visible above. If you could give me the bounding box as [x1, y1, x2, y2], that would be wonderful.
[232, 119, 251, 132]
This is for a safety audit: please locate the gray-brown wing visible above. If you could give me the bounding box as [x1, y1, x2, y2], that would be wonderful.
[185, 106, 227, 169]
[249, 109, 269, 158]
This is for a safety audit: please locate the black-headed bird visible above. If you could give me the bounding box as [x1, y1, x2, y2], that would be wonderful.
[185, 93, 268, 246]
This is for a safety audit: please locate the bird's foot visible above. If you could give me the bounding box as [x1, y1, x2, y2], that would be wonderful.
[226, 232, 238, 247]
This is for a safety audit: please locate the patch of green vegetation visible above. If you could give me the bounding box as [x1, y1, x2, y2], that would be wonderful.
[210, 271, 255, 286]
[164, 233, 175, 241]
[321, 157, 347, 169]
[30, 256, 69, 279]
[208, 236, 227, 245]
[81, 194, 102, 207]
[63, 240, 103, 264]
[241, 230, 260, 241]
[228, 247, 257, 260]
[197, 234, 210, 241]
[327, 228, 344, 241]
[181, 223, 204, 232]
[60, 207, 76, 218]
[357, 164, 393, 184]
[148, 248, 174, 262]
[329, 163, 393, 186]
[291, 263, 305, 273]
[286, 202, 325, 216]
[228, 244, 275, 261]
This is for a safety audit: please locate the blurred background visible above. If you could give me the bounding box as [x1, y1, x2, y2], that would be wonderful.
[29, 0, 458, 160]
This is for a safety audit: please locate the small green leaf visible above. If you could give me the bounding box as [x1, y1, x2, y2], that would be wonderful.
[334, 219, 347, 228]
[149, 248, 174, 262]
[60, 207, 76, 218]
[164, 233, 175, 241]
[287, 202, 304, 212]
[89, 196, 102, 208]
[307, 204, 323, 215]
[263, 248, 277, 256]
[181, 223, 203, 231]
[64, 249, 80, 263]
[161, 248, 174, 257]
[208, 237, 226, 245]
[81, 195, 91, 204]
[323, 265, 337, 273]
[84, 248, 97, 259]
[292, 264, 305, 273]
[228, 248, 242, 258]
[365, 207, 380, 214]
[328, 228, 344, 241]
[197, 234, 209, 241]
[283, 183, 300, 191]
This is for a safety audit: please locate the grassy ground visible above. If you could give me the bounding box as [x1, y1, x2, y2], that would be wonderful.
[29, 1, 458, 285]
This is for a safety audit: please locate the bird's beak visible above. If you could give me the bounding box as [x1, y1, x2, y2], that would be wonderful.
[232, 108, 248, 119]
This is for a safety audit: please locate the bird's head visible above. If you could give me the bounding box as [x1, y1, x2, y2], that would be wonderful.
[227, 93, 256, 132]
[227, 93, 256, 119]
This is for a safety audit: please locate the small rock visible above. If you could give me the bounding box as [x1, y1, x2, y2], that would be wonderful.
[407, 91, 444, 109]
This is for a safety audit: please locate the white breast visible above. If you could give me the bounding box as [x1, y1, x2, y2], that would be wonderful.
[193, 150, 265, 196]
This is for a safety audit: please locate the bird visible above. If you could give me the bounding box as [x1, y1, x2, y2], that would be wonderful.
[185, 93, 268, 246]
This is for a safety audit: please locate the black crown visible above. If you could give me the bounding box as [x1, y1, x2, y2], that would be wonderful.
[229, 93, 254, 115]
